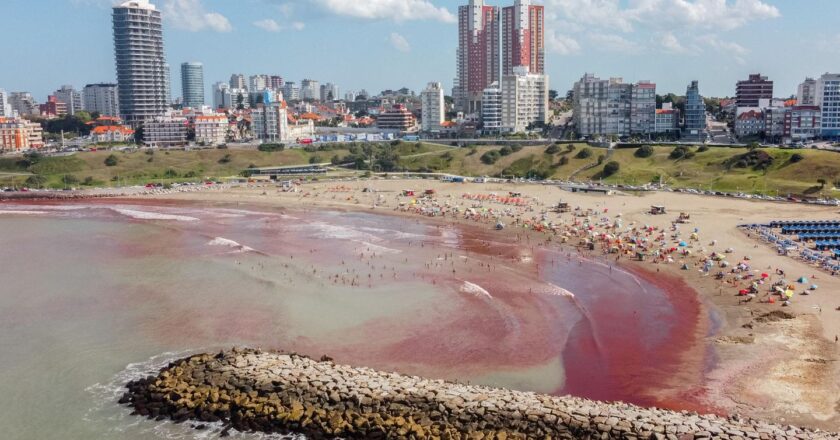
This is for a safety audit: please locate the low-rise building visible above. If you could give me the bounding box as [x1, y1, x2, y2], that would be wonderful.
[376, 104, 417, 131]
[784, 106, 821, 142]
[0, 117, 44, 151]
[763, 106, 786, 142]
[194, 114, 229, 146]
[143, 115, 189, 148]
[654, 105, 679, 134]
[91, 125, 134, 143]
[734, 110, 764, 138]
[40, 95, 67, 118]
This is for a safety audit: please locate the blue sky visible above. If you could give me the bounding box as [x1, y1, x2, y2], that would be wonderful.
[2, 0, 839, 102]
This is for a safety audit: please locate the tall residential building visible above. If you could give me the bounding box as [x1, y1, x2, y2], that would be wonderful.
[301, 79, 319, 101]
[269, 76, 284, 90]
[501, 66, 548, 133]
[113, 0, 168, 126]
[344, 91, 357, 102]
[320, 83, 339, 102]
[455, 0, 500, 114]
[163, 63, 171, 104]
[249, 75, 269, 92]
[252, 103, 315, 143]
[683, 80, 706, 141]
[83, 83, 120, 117]
[501, 0, 544, 76]
[54, 85, 84, 116]
[212, 82, 230, 109]
[9, 92, 39, 116]
[630, 81, 656, 136]
[816, 73, 840, 139]
[573, 74, 653, 137]
[797, 78, 817, 106]
[481, 82, 503, 134]
[230, 74, 247, 90]
[735, 73, 773, 108]
[784, 106, 821, 142]
[180, 62, 205, 109]
[0, 89, 10, 117]
[283, 82, 300, 101]
[420, 82, 445, 133]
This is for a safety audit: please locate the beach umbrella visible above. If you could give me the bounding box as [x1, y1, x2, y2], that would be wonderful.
[679, 241, 687, 247]
[785, 289, 795, 298]
[761, 273, 769, 278]
[797, 277, 808, 283]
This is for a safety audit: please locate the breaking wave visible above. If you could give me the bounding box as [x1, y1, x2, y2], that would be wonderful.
[460, 281, 493, 300]
[112, 208, 199, 222]
[208, 237, 255, 253]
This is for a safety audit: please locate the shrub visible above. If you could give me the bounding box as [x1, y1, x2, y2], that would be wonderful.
[545, 144, 560, 154]
[164, 169, 179, 178]
[597, 154, 605, 165]
[725, 149, 774, 171]
[697, 145, 710, 152]
[309, 155, 322, 164]
[25, 174, 47, 188]
[62, 174, 79, 185]
[634, 145, 654, 158]
[258, 143, 285, 152]
[481, 150, 501, 165]
[669, 146, 691, 160]
[603, 161, 620, 177]
[510, 145, 523, 153]
[575, 148, 592, 159]
[104, 154, 119, 167]
[559, 156, 570, 166]
[790, 153, 804, 163]
[218, 154, 232, 164]
[499, 146, 514, 156]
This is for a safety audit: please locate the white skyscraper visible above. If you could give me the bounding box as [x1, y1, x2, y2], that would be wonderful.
[249, 75, 269, 92]
[113, 0, 168, 126]
[420, 82, 445, 133]
[230, 74, 247, 90]
[501, 66, 547, 133]
[797, 78, 818, 106]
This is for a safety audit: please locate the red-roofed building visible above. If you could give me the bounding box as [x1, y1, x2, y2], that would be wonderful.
[194, 114, 229, 146]
[91, 125, 135, 143]
[376, 104, 417, 131]
[735, 110, 764, 138]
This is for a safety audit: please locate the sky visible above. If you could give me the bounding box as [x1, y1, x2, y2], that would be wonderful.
[2, 0, 839, 102]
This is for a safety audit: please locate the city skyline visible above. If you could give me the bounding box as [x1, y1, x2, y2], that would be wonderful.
[2, 0, 839, 101]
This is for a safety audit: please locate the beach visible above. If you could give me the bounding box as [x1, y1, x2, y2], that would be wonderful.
[141, 178, 840, 431]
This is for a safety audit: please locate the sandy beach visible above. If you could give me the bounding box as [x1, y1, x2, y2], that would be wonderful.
[135, 178, 840, 431]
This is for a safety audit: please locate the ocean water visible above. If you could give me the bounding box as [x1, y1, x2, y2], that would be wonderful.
[0, 201, 704, 439]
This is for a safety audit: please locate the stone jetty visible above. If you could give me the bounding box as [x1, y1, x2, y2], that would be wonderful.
[121, 348, 839, 439]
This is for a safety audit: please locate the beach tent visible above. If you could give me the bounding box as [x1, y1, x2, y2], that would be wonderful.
[679, 241, 688, 247]
[797, 277, 809, 283]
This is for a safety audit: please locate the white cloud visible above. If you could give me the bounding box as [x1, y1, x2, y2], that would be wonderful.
[588, 33, 643, 53]
[546, 31, 581, 55]
[311, 0, 455, 23]
[162, 0, 232, 32]
[659, 32, 687, 53]
[254, 19, 282, 32]
[253, 18, 306, 32]
[696, 35, 748, 56]
[542, 0, 779, 32]
[389, 32, 411, 52]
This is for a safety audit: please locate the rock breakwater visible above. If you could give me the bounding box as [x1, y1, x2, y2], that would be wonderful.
[121, 348, 838, 439]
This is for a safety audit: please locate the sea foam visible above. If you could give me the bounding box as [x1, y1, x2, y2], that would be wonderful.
[112, 208, 199, 222]
[460, 281, 493, 300]
[208, 237, 255, 253]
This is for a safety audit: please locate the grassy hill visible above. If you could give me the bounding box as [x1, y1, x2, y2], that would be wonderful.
[2, 142, 840, 197]
[397, 144, 840, 197]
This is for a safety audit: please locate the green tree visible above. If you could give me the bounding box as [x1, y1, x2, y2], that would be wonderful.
[24, 174, 47, 188]
[104, 154, 119, 167]
[634, 145, 654, 158]
[603, 161, 620, 177]
[575, 148, 592, 159]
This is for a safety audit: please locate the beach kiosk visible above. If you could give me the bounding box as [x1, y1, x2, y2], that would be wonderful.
[650, 205, 667, 215]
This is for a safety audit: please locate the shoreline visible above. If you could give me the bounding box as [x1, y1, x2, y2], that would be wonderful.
[4, 179, 840, 430]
